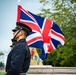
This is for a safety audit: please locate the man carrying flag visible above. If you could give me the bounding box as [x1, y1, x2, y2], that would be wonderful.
[5, 1, 65, 74]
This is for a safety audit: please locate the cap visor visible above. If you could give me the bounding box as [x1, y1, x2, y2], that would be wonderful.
[12, 29, 17, 32]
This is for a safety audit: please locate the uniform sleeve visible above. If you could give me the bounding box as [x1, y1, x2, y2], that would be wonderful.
[5, 45, 26, 75]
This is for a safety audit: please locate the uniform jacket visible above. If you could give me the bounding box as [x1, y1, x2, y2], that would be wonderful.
[5, 39, 31, 75]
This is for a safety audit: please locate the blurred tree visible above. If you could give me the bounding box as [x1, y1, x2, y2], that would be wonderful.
[0, 62, 4, 67]
[39, 0, 76, 66]
[0, 51, 4, 56]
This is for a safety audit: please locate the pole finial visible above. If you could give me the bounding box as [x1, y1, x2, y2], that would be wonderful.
[18, 0, 21, 5]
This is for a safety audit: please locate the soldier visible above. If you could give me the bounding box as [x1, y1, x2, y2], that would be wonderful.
[5, 22, 32, 75]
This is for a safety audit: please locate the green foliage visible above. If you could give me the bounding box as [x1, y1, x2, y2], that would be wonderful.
[0, 62, 4, 67]
[39, 0, 76, 66]
[43, 40, 76, 67]
[0, 52, 4, 56]
[0, 72, 5, 75]
[36, 48, 42, 55]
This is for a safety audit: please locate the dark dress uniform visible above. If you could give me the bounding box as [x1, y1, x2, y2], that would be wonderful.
[5, 22, 32, 75]
[5, 39, 31, 75]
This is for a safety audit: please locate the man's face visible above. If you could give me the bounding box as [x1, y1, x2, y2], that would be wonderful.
[13, 30, 21, 40]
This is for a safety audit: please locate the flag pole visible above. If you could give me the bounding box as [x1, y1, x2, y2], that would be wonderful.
[18, 0, 21, 5]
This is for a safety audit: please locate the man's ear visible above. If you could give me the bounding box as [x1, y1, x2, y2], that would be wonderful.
[21, 30, 25, 35]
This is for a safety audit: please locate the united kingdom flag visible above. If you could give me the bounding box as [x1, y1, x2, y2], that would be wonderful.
[17, 5, 65, 60]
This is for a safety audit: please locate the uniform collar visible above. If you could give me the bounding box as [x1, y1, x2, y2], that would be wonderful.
[17, 39, 26, 44]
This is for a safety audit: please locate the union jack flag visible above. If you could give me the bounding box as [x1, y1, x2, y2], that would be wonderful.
[17, 5, 65, 60]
